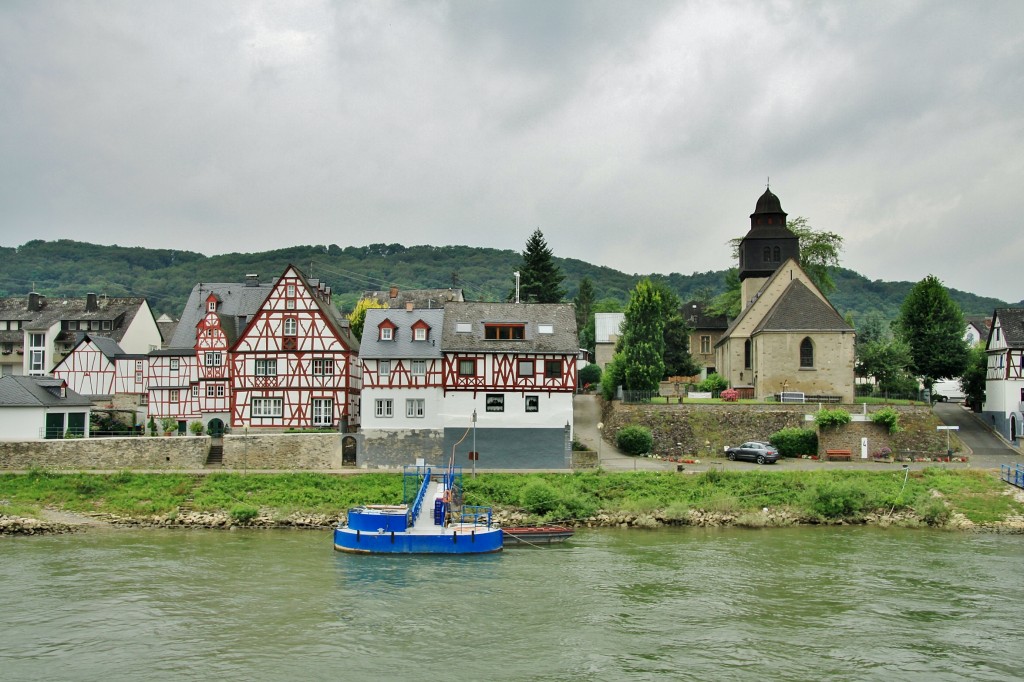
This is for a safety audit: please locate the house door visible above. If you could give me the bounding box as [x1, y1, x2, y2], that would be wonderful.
[67, 413, 86, 437]
[1012, 415, 1017, 443]
[342, 436, 357, 466]
[45, 413, 65, 439]
[207, 418, 225, 437]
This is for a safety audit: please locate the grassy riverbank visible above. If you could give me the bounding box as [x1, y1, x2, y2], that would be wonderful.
[2, 467, 1022, 528]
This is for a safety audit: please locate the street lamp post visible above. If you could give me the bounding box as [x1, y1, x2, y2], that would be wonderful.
[597, 422, 603, 468]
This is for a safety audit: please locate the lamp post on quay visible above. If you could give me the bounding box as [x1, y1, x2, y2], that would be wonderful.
[597, 422, 603, 468]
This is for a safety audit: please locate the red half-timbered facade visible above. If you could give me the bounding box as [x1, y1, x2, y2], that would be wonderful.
[230, 265, 360, 430]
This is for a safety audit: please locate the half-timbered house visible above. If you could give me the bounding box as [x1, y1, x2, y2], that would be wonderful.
[982, 308, 1024, 442]
[440, 301, 578, 469]
[359, 306, 446, 462]
[229, 265, 360, 431]
[147, 275, 274, 435]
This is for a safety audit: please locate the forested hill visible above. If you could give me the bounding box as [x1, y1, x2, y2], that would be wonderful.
[0, 239, 1013, 325]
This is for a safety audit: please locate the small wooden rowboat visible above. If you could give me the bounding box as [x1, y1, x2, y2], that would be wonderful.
[501, 525, 574, 546]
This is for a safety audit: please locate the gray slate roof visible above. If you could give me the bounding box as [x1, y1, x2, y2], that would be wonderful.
[362, 288, 464, 309]
[0, 375, 93, 407]
[753, 280, 852, 333]
[166, 282, 274, 349]
[0, 294, 152, 345]
[681, 301, 729, 330]
[86, 335, 126, 360]
[991, 308, 1024, 348]
[359, 308, 445, 359]
[441, 302, 578, 353]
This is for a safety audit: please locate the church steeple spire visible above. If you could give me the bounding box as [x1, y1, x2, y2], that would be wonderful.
[737, 186, 799, 306]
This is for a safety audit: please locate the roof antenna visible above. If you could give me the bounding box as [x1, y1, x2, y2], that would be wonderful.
[514, 271, 520, 304]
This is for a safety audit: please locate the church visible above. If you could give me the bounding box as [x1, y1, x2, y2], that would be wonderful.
[714, 188, 855, 402]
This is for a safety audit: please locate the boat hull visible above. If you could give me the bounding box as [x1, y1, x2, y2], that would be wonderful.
[333, 526, 504, 554]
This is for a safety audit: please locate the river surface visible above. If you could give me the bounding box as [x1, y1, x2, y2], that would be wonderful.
[1, 526, 1022, 682]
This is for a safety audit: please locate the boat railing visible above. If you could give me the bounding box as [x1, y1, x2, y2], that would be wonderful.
[1001, 463, 1024, 489]
[460, 505, 492, 528]
[406, 465, 432, 525]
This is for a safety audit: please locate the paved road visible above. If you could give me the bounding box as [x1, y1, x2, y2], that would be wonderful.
[932, 401, 1022, 470]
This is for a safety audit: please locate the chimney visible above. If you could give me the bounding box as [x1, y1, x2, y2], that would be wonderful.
[389, 286, 398, 300]
[245, 274, 259, 287]
[27, 292, 39, 311]
[406, 301, 414, 312]
[86, 293, 98, 312]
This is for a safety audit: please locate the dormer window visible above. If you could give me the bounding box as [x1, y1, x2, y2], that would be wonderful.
[208, 301, 216, 312]
[412, 319, 431, 341]
[378, 319, 397, 341]
[485, 324, 525, 340]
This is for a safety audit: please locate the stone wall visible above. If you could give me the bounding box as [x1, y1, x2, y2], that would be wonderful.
[360, 429, 447, 469]
[0, 435, 209, 470]
[604, 402, 949, 458]
[220, 434, 343, 470]
[817, 421, 892, 458]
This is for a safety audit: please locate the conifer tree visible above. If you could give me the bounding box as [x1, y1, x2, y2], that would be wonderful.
[619, 279, 665, 391]
[511, 229, 566, 303]
[574, 277, 596, 354]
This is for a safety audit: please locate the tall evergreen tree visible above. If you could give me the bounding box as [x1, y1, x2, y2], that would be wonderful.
[574, 277, 596, 354]
[895, 275, 969, 388]
[619, 279, 665, 391]
[511, 229, 566, 303]
[651, 281, 701, 379]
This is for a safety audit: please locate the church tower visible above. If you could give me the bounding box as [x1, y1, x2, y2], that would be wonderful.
[738, 187, 799, 308]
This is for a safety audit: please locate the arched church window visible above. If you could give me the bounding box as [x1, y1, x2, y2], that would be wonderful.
[800, 337, 814, 368]
[763, 247, 771, 262]
[773, 246, 781, 262]
[744, 339, 752, 369]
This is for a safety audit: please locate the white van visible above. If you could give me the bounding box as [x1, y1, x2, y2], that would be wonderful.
[931, 378, 966, 403]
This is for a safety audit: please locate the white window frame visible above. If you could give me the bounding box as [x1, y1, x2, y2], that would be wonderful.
[192, 386, 199, 397]
[205, 351, 222, 367]
[411, 360, 426, 377]
[312, 358, 334, 376]
[252, 397, 283, 418]
[378, 360, 391, 378]
[414, 327, 427, 341]
[406, 398, 425, 418]
[206, 384, 216, 398]
[170, 358, 179, 372]
[284, 318, 297, 336]
[312, 398, 333, 426]
[170, 389, 179, 402]
[28, 333, 46, 375]
[380, 327, 393, 341]
[375, 398, 393, 418]
[517, 359, 534, 378]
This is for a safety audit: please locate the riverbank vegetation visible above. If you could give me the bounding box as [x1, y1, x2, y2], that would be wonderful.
[2, 467, 1022, 530]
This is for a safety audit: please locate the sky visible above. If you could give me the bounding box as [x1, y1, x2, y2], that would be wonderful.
[1, 1, 1022, 302]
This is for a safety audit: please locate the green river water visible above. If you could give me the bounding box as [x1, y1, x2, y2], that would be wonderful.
[1, 526, 1022, 682]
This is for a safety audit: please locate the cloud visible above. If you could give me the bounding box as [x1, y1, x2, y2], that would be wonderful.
[0, 0, 1022, 301]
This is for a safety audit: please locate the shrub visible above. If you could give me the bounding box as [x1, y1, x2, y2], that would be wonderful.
[616, 425, 653, 455]
[189, 421, 204, 436]
[160, 417, 177, 434]
[914, 495, 951, 526]
[871, 407, 902, 434]
[520, 481, 559, 514]
[601, 354, 625, 401]
[814, 408, 851, 429]
[697, 373, 728, 392]
[230, 504, 260, 524]
[720, 388, 739, 402]
[578, 363, 602, 389]
[804, 481, 868, 519]
[148, 417, 157, 436]
[770, 427, 818, 457]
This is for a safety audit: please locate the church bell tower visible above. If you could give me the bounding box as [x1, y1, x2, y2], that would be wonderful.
[738, 186, 799, 308]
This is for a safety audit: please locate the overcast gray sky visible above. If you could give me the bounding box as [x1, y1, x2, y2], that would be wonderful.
[2, 1, 1022, 301]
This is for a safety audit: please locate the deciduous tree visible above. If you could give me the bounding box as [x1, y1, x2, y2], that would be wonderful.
[895, 275, 969, 388]
[347, 297, 388, 341]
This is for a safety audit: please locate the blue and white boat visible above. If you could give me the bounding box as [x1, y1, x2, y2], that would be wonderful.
[333, 463, 503, 554]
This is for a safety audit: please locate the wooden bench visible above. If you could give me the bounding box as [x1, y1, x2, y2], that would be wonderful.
[825, 449, 852, 461]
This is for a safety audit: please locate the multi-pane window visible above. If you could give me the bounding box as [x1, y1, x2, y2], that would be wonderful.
[414, 327, 427, 341]
[378, 360, 390, 378]
[485, 394, 504, 412]
[312, 358, 334, 375]
[217, 384, 225, 397]
[484, 324, 525, 340]
[135, 359, 144, 382]
[286, 283, 297, 310]
[192, 386, 199, 397]
[411, 360, 426, 377]
[800, 338, 814, 368]
[252, 398, 283, 417]
[206, 384, 216, 398]
[170, 358, 179, 372]
[205, 352, 222, 367]
[170, 390, 179, 402]
[312, 398, 333, 426]
[255, 359, 278, 376]
[459, 359, 476, 377]
[375, 399, 393, 418]
[544, 360, 562, 379]
[29, 333, 45, 374]
[406, 399, 425, 418]
[380, 327, 393, 341]
[700, 336, 711, 354]
[208, 301, 217, 312]
[518, 360, 534, 377]
[101, 320, 112, 330]
[284, 318, 297, 336]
